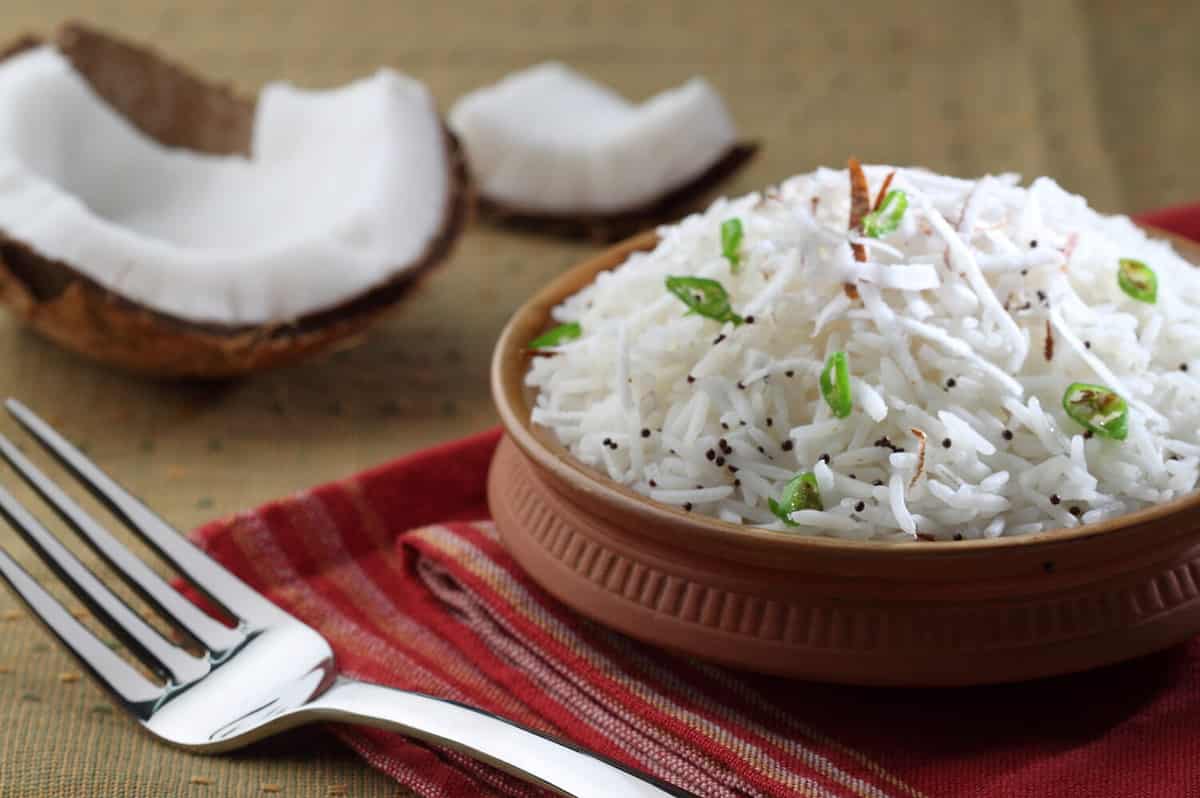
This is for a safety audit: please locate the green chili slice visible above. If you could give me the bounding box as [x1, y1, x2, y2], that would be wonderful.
[665, 276, 744, 325]
[860, 190, 908, 238]
[1062, 382, 1128, 441]
[820, 351, 853, 418]
[768, 471, 823, 526]
[721, 218, 744, 272]
[1117, 258, 1157, 304]
[528, 321, 582, 349]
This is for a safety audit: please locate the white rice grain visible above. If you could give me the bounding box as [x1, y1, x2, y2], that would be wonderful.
[527, 165, 1200, 540]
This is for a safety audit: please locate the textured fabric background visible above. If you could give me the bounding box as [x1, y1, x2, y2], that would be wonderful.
[0, 1, 1197, 795]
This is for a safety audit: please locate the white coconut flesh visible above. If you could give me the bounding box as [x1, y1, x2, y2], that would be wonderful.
[448, 62, 737, 215]
[0, 45, 450, 326]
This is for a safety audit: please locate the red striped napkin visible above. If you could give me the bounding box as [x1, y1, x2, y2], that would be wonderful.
[194, 204, 1200, 798]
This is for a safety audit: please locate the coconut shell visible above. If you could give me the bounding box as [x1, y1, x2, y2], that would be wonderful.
[476, 141, 759, 243]
[0, 23, 471, 378]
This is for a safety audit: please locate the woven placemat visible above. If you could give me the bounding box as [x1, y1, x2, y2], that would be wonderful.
[1, 0, 1198, 795]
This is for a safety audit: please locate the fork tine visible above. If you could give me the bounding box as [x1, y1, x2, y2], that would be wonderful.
[0, 482, 209, 685]
[0, 546, 162, 709]
[6, 400, 283, 627]
[0, 434, 243, 654]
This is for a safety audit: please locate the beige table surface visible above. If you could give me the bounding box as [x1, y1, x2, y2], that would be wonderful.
[0, 1, 1197, 795]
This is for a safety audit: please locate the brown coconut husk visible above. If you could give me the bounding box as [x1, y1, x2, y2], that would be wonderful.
[476, 141, 760, 243]
[0, 22, 471, 378]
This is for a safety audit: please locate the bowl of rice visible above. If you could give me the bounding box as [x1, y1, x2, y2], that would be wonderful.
[489, 162, 1200, 685]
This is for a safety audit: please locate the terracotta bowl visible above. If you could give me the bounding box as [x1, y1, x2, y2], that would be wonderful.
[489, 228, 1200, 686]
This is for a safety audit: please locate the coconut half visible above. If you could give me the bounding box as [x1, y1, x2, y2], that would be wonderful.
[0, 24, 469, 377]
[448, 62, 757, 241]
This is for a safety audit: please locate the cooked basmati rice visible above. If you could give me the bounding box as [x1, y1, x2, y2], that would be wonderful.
[526, 166, 1200, 540]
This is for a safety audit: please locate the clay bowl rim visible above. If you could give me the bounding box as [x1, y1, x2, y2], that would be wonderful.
[492, 226, 1200, 563]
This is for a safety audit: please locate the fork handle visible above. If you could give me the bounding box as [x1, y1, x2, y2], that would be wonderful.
[306, 676, 696, 797]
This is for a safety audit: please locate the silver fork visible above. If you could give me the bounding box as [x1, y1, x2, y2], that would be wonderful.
[0, 399, 694, 798]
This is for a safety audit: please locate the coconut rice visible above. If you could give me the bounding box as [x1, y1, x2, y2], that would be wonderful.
[525, 165, 1200, 541]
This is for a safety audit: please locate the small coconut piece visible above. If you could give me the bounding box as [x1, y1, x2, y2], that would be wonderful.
[449, 62, 757, 241]
[0, 23, 469, 377]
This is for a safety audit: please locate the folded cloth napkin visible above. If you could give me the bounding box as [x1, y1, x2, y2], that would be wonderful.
[193, 205, 1200, 798]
